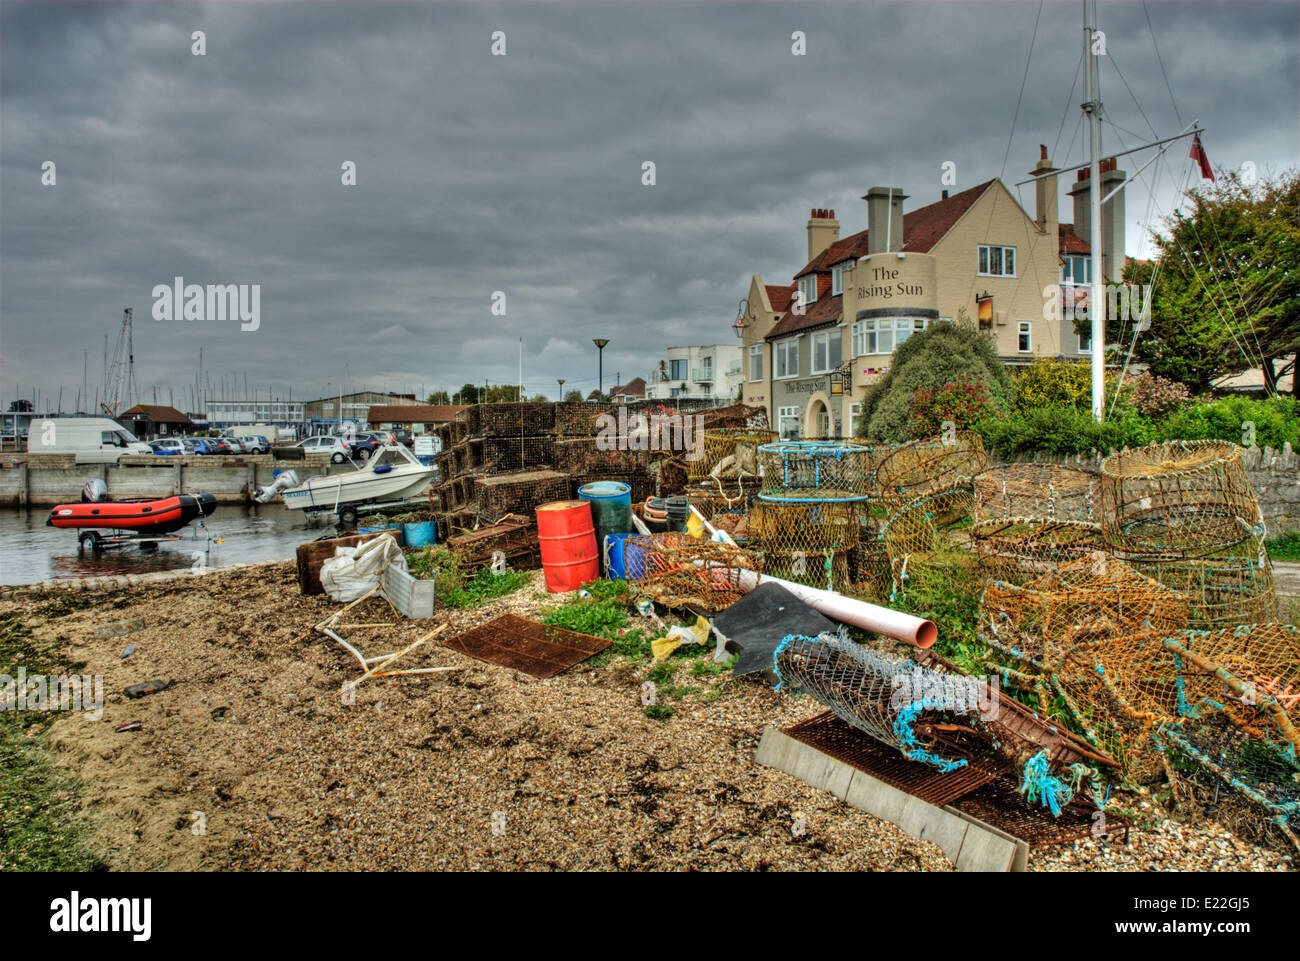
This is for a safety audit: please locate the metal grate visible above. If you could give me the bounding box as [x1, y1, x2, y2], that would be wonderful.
[443, 613, 611, 678]
[784, 711, 1005, 805]
[950, 777, 1131, 849]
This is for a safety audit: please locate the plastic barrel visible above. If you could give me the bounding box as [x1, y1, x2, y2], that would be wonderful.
[578, 481, 633, 571]
[643, 496, 670, 534]
[605, 532, 635, 580]
[666, 496, 690, 532]
[536, 499, 600, 593]
[403, 520, 436, 547]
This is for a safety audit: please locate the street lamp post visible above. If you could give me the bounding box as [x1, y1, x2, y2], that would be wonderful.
[592, 339, 609, 402]
[557, 378, 565, 401]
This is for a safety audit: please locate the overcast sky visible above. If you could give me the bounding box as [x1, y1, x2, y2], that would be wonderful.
[2, 0, 1296, 413]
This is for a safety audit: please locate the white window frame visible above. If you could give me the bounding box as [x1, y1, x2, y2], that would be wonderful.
[1077, 330, 1091, 354]
[748, 345, 763, 382]
[810, 329, 841, 374]
[831, 261, 852, 296]
[978, 244, 1017, 277]
[798, 274, 818, 307]
[850, 402, 863, 436]
[774, 338, 799, 379]
[1018, 321, 1033, 353]
[777, 406, 800, 439]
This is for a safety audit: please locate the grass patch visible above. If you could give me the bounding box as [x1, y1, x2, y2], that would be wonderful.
[0, 610, 100, 871]
[442, 567, 529, 610]
[644, 704, 674, 720]
[1266, 532, 1300, 562]
[405, 545, 529, 609]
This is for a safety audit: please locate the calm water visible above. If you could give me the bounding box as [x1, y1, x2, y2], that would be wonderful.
[0, 503, 336, 585]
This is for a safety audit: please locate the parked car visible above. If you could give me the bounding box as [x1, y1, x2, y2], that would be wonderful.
[393, 428, 414, 449]
[182, 437, 219, 455]
[244, 435, 272, 455]
[367, 429, 398, 447]
[294, 435, 352, 463]
[224, 437, 248, 454]
[346, 433, 384, 461]
[149, 438, 185, 456]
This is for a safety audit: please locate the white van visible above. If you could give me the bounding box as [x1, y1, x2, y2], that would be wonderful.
[219, 424, 290, 449]
[26, 417, 152, 464]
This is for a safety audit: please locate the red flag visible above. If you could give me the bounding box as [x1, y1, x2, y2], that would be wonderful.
[1189, 134, 1214, 181]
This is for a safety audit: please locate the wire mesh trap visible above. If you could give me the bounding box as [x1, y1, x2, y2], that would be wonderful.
[687, 428, 776, 480]
[1100, 440, 1264, 557]
[748, 499, 860, 591]
[757, 441, 875, 503]
[623, 533, 759, 612]
[972, 518, 1106, 585]
[442, 613, 610, 678]
[1130, 536, 1278, 629]
[875, 431, 989, 510]
[974, 464, 1099, 523]
[879, 487, 976, 599]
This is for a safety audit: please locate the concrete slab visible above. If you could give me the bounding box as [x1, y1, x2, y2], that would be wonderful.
[1273, 561, 1300, 599]
[756, 725, 1027, 871]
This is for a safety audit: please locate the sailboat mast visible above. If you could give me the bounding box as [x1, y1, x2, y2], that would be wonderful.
[1084, 0, 1106, 422]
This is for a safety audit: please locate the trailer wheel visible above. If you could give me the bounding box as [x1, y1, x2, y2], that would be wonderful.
[78, 531, 103, 553]
[338, 506, 359, 528]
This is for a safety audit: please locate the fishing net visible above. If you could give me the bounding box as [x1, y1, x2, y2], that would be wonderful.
[757, 441, 875, 503]
[974, 464, 1099, 522]
[686, 476, 763, 520]
[1100, 440, 1263, 556]
[687, 428, 776, 480]
[1129, 532, 1278, 629]
[622, 532, 758, 612]
[879, 487, 976, 600]
[971, 518, 1106, 585]
[748, 500, 860, 591]
[875, 431, 988, 510]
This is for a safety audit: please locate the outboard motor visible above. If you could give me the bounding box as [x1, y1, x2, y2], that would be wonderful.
[81, 479, 110, 503]
[253, 469, 300, 504]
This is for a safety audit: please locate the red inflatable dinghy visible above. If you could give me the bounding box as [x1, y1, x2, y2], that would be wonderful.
[47, 492, 217, 536]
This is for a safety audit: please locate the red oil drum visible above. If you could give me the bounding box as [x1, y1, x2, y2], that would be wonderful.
[536, 499, 600, 593]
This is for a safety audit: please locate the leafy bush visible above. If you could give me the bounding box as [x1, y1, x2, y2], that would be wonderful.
[908, 375, 1000, 438]
[1123, 370, 1191, 418]
[1013, 358, 1095, 411]
[859, 321, 1012, 441]
[975, 406, 1154, 458]
[1155, 394, 1298, 450]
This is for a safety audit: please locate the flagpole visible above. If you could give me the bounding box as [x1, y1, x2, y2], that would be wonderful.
[1084, 0, 1106, 423]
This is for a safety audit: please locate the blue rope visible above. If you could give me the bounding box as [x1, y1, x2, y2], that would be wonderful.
[1018, 750, 1073, 816]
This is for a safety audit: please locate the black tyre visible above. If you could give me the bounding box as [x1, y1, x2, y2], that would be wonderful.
[78, 531, 103, 553]
[338, 506, 359, 528]
[356, 447, 371, 462]
[331, 451, 347, 464]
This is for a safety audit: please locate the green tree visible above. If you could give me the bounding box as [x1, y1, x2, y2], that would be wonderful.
[1116, 169, 1299, 395]
[452, 384, 480, 405]
[563, 390, 584, 403]
[859, 316, 1012, 441]
[426, 390, 451, 405]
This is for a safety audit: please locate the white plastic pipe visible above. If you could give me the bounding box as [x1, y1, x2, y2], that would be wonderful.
[732, 568, 938, 648]
[687, 505, 936, 647]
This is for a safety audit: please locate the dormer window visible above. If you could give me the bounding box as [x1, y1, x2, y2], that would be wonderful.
[798, 274, 818, 308]
[831, 261, 853, 296]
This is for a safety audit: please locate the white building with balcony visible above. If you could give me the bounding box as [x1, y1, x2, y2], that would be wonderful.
[645, 344, 744, 404]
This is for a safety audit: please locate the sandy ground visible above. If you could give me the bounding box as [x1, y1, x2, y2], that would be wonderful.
[6, 562, 1292, 872]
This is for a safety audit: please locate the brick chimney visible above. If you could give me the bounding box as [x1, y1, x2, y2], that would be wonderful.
[806, 208, 839, 262]
[1068, 157, 1126, 282]
[1030, 145, 1059, 243]
[865, 187, 907, 254]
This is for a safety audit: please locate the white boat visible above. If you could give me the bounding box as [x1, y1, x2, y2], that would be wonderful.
[270, 444, 436, 512]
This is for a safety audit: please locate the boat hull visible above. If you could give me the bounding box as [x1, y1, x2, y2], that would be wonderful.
[47, 493, 218, 535]
[281, 470, 434, 511]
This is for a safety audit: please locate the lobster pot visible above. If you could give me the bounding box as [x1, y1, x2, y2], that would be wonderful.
[555, 402, 620, 438]
[1100, 441, 1262, 556]
[687, 477, 763, 521]
[974, 464, 1099, 523]
[554, 438, 646, 475]
[476, 470, 572, 524]
[757, 441, 874, 503]
[1130, 541, 1278, 630]
[971, 518, 1106, 586]
[536, 500, 600, 593]
[473, 435, 555, 473]
[688, 428, 777, 480]
[750, 500, 860, 592]
[875, 431, 989, 509]
[472, 402, 556, 437]
[622, 532, 758, 611]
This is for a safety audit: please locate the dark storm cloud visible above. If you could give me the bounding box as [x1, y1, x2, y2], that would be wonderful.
[2, 1, 1296, 409]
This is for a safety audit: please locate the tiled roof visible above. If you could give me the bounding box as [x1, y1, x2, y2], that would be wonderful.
[367, 404, 466, 424]
[1058, 223, 1090, 254]
[793, 180, 995, 278]
[766, 293, 843, 340]
[120, 404, 192, 424]
[612, 377, 647, 397]
[764, 284, 795, 313]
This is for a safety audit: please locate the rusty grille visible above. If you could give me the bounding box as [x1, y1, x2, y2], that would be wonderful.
[443, 613, 611, 678]
[950, 778, 1132, 850]
[783, 711, 1005, 805]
